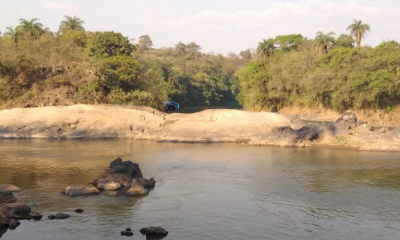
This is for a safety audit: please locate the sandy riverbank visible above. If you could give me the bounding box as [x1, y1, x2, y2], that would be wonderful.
[0, 104, 399, 151]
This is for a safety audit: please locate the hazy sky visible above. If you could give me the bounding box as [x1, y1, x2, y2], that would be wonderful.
[1, 0, 400, 54]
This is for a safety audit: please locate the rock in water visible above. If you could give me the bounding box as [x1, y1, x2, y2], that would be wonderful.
[105, 157, 143, 178]
[93, 179, 122, 190]
[61, 185, 100, 196]
[29, 212, 43, 221]
[55, 213, 70, 219]
[139, 227, 168, 237]
[8, 219, 20, 230]
[0, 184, 21, 193]
[126, 179, 148, 196]
[75, 209, 84, 213]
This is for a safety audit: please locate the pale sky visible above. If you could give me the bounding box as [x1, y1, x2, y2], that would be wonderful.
[1, 0, 400, 54]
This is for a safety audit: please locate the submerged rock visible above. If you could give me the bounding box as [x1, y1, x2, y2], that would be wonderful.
[0, 184, 21, 193]
[55, 213, 70, 219]
[75, 209, 84, 213]
[48, 213, 70, 220]
[139, 227, 168, 237]
[29, 212, 43, 221]
[61, 185, 100, 196]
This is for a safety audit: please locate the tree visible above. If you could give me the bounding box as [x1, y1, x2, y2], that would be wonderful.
[17, 18, 44, 39]
[274, 34, 304, 52]
[138, 35, 153, 52]
[257, 38, 275, 60]
[186, 42, 201, 60]
[335, 34, 355, 48]
[314, 31, 336, 55]
[174, 42, 187, 58]
[346, 19, 371, 50]
[59, 15, 85, 33]
[89, 31, 135, 57]
[239, 49, 252, 60]
[3, 25, 20, 44]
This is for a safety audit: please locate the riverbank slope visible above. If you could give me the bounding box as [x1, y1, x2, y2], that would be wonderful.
[0, 105, 399, 151]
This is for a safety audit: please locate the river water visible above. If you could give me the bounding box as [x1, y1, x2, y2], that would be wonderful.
[0, 140, 400, 240]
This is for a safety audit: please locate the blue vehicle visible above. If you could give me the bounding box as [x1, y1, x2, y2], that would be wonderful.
[163, 101, 180, 112]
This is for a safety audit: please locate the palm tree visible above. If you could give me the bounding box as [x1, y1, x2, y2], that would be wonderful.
[346, 19, 371, 49]
[257, 38, 275, 60]
[59, 15, 85, 33]
[4, 25, 21, 44]
[313, 31, 336, 55]
[17, 18, 44, 38]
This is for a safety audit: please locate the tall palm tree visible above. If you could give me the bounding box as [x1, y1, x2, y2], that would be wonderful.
[59, 15, 85, 33]
[346, 19, 371, 50]
[313, 31, 336, 55]
[17, 18, 44, 38]
[257, 38, 275, 60]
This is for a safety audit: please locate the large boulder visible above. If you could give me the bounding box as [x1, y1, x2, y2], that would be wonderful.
[0, 192, 32, 230]
[61, 185, 100, 196]
[2, 202, 31, 219]
[0, 184, 21, 193]
[126, 179, 148, 196]
[333, 110, 358, 130]
[105, 157, 143, 178]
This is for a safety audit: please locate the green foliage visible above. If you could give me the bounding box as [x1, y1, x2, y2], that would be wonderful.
[346, 19, 371, 49]
[237, 38, 400, 112]
[59, 15, 85, 34]
[274, 34, 304, 52]
[97, 56, 143, 92]
[314, 31, 336, 55]
[0, 24, 248, 110]
[89, 31, 135, 57]
[335, 34, 355, 48]
[107, 88, 158, 108]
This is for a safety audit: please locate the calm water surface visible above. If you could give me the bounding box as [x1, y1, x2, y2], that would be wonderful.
[0, 140, 400, 240]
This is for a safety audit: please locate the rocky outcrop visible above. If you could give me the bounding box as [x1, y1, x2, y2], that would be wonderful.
[91, 158, 156, 196]
[331, 110, 358, 130]
[0, 192, 32, 231]
[61, 185, 100, 196]
[0, 184, 21, 193]
[104, 157, 143, 179]
[0, 105, 399, 151]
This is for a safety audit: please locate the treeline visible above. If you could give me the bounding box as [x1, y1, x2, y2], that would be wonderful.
[0, 17, 247, 110]
[236, 20, 400, 112]
[1, 17, 400, 113]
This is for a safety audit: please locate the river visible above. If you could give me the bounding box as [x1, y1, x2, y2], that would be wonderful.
[0, 140, 400, 240]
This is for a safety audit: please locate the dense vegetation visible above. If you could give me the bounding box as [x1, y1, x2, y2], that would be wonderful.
[237, 20, 400, 112]
[0, 16, 246, 110]
[1, 17, 399, 113]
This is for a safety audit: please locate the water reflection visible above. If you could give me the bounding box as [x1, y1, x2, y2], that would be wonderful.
[1, 140, 400, 240]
